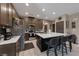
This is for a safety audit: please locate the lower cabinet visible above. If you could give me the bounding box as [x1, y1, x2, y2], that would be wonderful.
[0, 40, 20, 56]
[36, 35, 49, 52]
[0, 3, 17, 26]
[15, 40, 20, 56]
[24, 33, 29, 41]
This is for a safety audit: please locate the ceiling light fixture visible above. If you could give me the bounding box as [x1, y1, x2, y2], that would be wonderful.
[37, 14, 40, 17]
[52, 12, 56, 15]
[26, 3, 29, 6]
[42, 8, 46, 12]
[25, 12, 29, 15]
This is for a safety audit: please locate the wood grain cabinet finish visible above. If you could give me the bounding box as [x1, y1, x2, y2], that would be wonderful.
[8, 4, 13, 26]
[0, 4, 1, 24]
[0, 40, 20, 56]
[0, 3, 7, 25]
[24, 18, 43, 30]
[0, 3, 17, 26]
[15, 40, 20, 56]
[56, 21, 64, 33]
[35, 19, 43, 29]
[25, 33, 29, 41]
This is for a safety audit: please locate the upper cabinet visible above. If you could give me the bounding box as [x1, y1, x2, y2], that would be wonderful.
[0, 4, 1, 23]
[0, 3, 18, 26]
[24, 17, 43, 30]
[8, 4, 13, 26]
[0, 3, 7, 25]
[32, 19, 43, 29]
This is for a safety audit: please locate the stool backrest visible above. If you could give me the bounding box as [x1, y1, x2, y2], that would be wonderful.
[49, 37, 60, 46]
[60, 36, 68, 44]
[68, 34, 77, 44]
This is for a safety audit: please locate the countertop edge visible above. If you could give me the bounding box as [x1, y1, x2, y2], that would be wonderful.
[0, 36, 21, 45]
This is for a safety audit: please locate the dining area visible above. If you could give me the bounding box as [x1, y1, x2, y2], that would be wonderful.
[35, 32, 77, 56]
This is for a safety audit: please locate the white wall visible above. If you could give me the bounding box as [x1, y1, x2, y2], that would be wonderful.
[68, 13, 79, 43]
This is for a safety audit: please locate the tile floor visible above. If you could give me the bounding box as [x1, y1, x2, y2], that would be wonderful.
[19, 37, 79, 56]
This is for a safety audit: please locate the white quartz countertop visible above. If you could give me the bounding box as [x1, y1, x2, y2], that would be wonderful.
[35, 32, 68, 39]
[0, 36, 21, 45]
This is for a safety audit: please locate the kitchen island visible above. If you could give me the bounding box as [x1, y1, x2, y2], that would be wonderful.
[0, 36, 21, 56]
[35, 32, 67, 52]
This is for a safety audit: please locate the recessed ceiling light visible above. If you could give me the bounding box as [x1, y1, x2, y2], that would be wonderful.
[37, 14, 40, 17]
[42, 8, 46, 12]
[25, 12, 29, 15]
[26, 3, 29, 6]
[52, 12, 56, 15]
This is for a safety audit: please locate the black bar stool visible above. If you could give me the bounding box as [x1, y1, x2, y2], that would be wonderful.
[45, 37, 60, 56]
[60, 36, 68, 56]
[68, 34, 77, 52]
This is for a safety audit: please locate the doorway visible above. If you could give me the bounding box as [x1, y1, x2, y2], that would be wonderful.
[44, 25, 48, 32]
[52, 24, 55, 32]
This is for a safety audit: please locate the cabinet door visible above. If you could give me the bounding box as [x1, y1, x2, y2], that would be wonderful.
[38, 20, 43, 29]
[1, 3, 7, 25]
[56, 21, 64, 33]
[12, 5, 16, 18]
[16, 40, 20, 56]
[34, 19, 43, 30]
[0, 4, 1, 24]
[6, 4, 9, 26]
[8, 4, 12, 26]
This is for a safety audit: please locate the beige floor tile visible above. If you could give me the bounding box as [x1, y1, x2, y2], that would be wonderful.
[19, 37, 79, 56]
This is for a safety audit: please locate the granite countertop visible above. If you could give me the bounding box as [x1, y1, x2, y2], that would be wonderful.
[35, 32, 68, 39]
[0, 36, 21, 45]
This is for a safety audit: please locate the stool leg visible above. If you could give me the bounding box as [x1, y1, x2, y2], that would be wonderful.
[62, 44, 64, 56]
[69, 41, 72, 52]
[54, 47, 58, 56]
[58, 45, 61, 50]
[47, 46, 49, 56]
[64, 43, 68, 54]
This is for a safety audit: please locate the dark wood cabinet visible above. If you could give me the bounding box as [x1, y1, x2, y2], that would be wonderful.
[0, 4, 1, 24]
[56, 21, 64, 33]
[0, 3, 17, 26]
[0, 3, 7, 25]
[16, 40, 20, 56]
[8, 4, 13, 26]
[25, 33, 29, 41]
[0, 40, 20, 56]
[36, 19, 43, 29]
[24, 18, 43, 30]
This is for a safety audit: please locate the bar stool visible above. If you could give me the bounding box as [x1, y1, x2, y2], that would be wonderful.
[60, 36, 68, 56]
[45, 37, 60, 56]
[68, 34, 77, 52]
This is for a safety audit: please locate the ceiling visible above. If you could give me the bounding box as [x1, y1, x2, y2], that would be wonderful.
[13, 3, 79, 20]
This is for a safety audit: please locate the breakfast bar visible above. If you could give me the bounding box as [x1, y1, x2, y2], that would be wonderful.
[35, 32, 67, 52]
